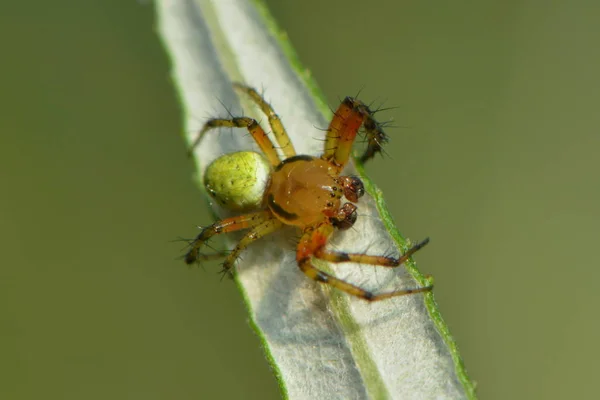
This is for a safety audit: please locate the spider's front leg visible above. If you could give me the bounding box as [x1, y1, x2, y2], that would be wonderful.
[296, 223, 432, 302]
[322, 97, 389, 172]
[185, 210, 271, 265]
[316, 237, 431, 268]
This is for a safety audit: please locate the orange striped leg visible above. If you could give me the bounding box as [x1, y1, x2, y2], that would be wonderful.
[315, 238, 430, 267]
[296, 224, 432, 302]
[184, 211, 271, 264]
[220, 217, 283, 276]
[189, 117, 280, 166]
[233, 83, 296, 158]
[322, 97, 389, 171]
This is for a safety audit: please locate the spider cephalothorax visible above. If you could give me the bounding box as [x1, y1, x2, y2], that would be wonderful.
[184, 83, 432, 302]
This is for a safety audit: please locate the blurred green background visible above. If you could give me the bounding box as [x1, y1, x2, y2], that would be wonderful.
[1, 0, 598, 399]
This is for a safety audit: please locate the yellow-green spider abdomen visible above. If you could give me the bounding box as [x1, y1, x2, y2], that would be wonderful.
[203, 151, 271, 211]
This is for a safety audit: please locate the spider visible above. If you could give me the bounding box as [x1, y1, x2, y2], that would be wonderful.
[184, 83, 432, 302]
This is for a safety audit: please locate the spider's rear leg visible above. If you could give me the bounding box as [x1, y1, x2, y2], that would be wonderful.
[233, 83, 296, 158]
[322, 97, 389, 172]
[220, 217, 283, 278]
[185, 210, 271, 265]
[297, 224, 432, 302]
[189, 117, 281, 166]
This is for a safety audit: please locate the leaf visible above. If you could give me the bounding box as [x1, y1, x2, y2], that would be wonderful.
[156, 0, 475, 398]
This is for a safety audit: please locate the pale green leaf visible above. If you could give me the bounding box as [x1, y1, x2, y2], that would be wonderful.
[156, 1, 475, 399]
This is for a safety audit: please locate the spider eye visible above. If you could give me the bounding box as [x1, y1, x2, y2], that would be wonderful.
[342, 176, 365, 203]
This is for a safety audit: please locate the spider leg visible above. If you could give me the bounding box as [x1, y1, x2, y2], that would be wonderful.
[185, 210, 272, 264]
[220, 216, 284, 277]
[189, 117, 281, 166]
[322, 97, 389, 171]
[315, 238, 430, 267]
[233, 83, 296, 158]
[297, 223, 432, 302]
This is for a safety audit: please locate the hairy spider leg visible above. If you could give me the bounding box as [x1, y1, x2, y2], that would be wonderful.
[233, 83, 297, 158]
[221, 217, 284, 275]
[189, 117, 281, 166]
[323, 97, 389, 172]
[296, 223, 432, 302]
[316, 237, 431, 268]
[185, 210, 272, 264]
[358, 111, 389, 164]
